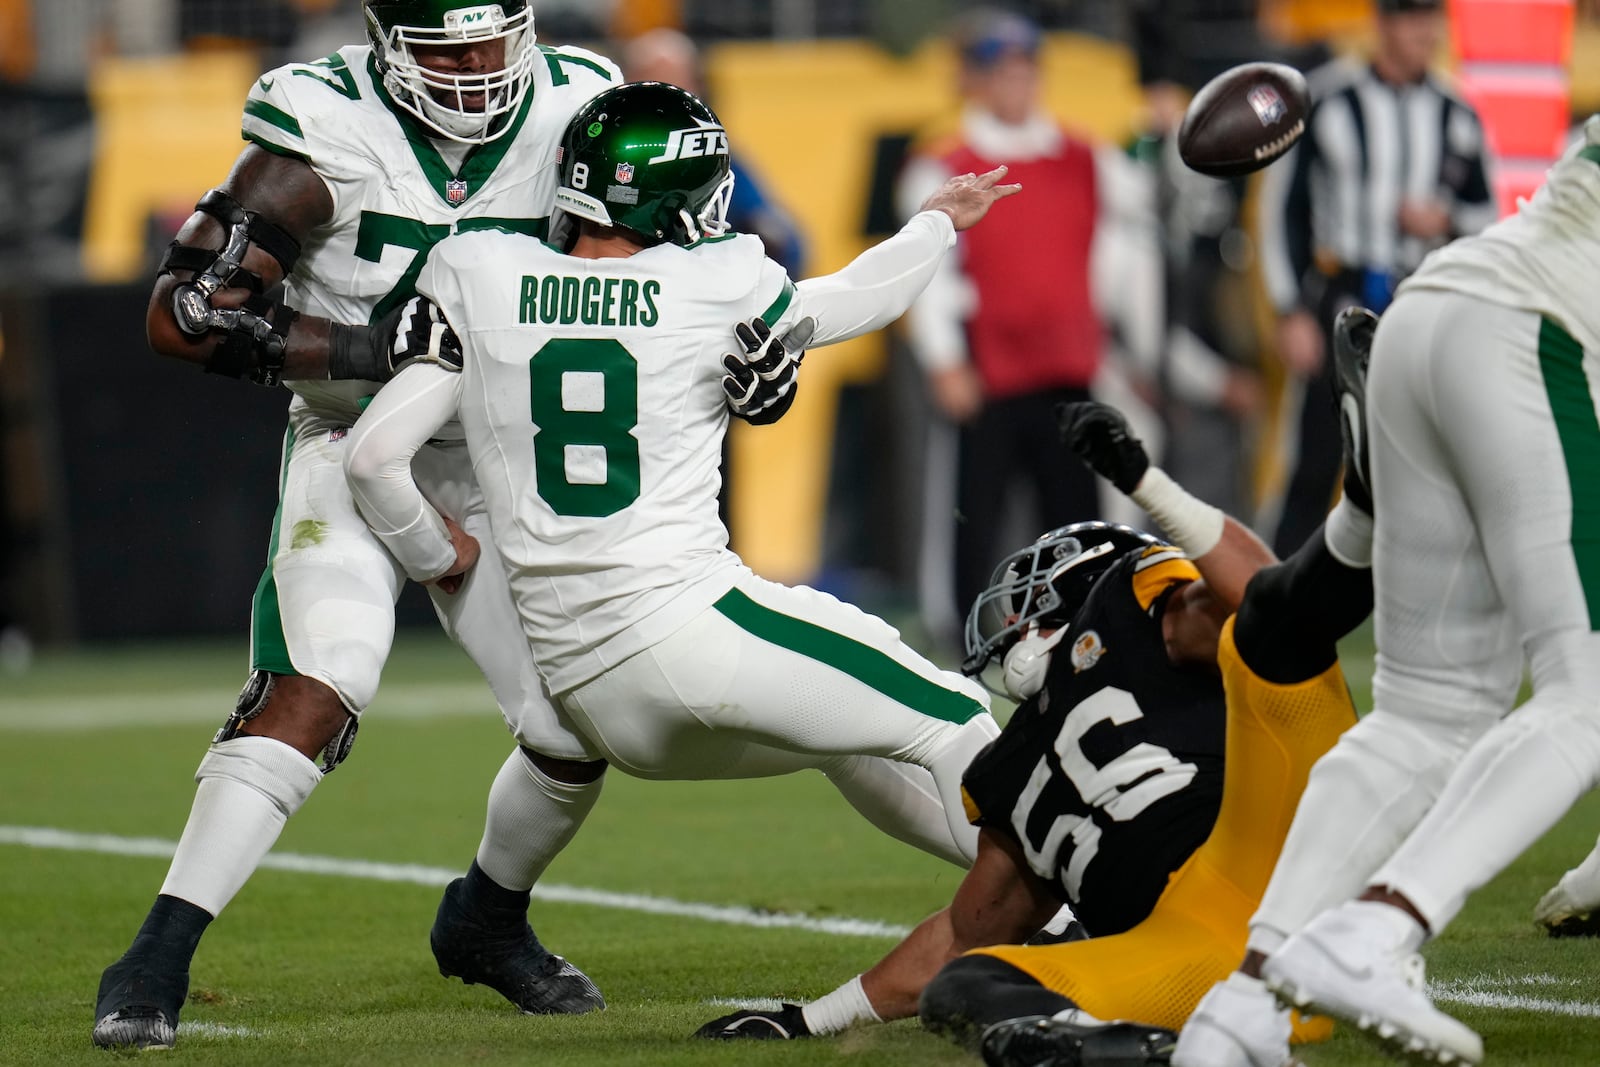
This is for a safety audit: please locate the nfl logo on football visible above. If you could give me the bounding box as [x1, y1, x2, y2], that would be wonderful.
[445, 178, 469, 205]
[1247, 84, 1286, 127]
[615, 162, 634, 184]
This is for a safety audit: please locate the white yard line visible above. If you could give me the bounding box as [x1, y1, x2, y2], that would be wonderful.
[179, 1022, 261, 1038]
[0, 825, 912, 940]
[0, 683, 498, 731]
[8, 824, 1600, 1023]
[1430, 975, 1600, 1018]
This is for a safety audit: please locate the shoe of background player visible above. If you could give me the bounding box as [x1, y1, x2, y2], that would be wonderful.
[430, 876, 605, 1014]
[1534, 868, 1600, 938]
[1172, 972, 1297, 1067]
[1262, 901, 1481, 1066]
[980, 1008, 1177, 1067]
[1331, 306, 1378, 515]
[92, 955, 186, 1049]
[694, 1003, 810, 1039]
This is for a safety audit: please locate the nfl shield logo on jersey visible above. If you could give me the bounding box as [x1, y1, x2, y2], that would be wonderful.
[615, 162, 634, 184]
[446, 178, 469, 205]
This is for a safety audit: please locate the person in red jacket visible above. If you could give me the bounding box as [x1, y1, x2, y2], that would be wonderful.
[898, 8, 1105, 628]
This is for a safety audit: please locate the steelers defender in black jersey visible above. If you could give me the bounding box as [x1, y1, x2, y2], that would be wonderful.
[695, 398, 1375, 1064]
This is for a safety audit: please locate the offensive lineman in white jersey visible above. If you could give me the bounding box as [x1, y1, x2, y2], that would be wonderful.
[91, 2, 804, 1049]
[1175, 115, 1600, 1067]
[343, 83, 1019, 1008]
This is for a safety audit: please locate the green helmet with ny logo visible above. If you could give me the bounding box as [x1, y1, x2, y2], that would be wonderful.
[551, 81, 735, 248]
[364, 1, 538, 144]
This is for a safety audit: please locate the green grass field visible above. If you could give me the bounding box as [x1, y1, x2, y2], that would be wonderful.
[3, 628, 1599, 1066]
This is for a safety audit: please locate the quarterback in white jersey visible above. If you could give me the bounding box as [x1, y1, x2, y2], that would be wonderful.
[346, 82, 1019, 967]
[93, 2, 717, 1049]
[1174, 116, 1600, 1067]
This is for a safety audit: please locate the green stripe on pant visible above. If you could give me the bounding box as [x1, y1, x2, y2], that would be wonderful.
[1537, 316, 1600, 629]
[712, 587, 985, 724]
[250, 425, 298, 674]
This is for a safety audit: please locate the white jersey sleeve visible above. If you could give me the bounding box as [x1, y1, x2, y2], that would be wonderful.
[344, 362, 464, 583]
[764, 210, 957, 348]
[240, 49, 376, 230]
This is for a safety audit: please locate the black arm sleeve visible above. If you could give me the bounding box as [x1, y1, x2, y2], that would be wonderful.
[1233, 521, 1373, 684]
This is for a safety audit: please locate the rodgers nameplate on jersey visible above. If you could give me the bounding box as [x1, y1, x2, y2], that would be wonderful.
[961, 544, 1227, 936]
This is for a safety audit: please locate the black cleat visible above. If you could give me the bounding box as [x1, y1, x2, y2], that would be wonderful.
[430, 877, 605, 1015]
[1331, 306, 1378, 515]
[980, 1011, 1177, 1067]
[92, 955, 187, 1050]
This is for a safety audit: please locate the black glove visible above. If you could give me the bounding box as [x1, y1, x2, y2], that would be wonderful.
[722, 315, 816, 425]
[693, 1003, 811, 1040]
[388, 295, 464, 373]
[328, 296, 463, 381]
[1057, 401, 1149, 495]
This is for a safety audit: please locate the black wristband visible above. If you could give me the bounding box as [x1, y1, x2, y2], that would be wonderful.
[327, 322, 388, 382]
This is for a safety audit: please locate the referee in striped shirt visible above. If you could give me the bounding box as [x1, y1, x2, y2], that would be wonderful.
[1258, 0, 1496, 555]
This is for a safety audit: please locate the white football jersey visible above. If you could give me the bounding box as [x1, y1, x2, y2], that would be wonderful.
[345, 209, 953, 692]
[239, 42, 620, 423]
[414, 229, 790, 692]
[1401, 114, 1600, 354]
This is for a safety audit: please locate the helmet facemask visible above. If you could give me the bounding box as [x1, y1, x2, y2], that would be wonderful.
[368, 3, 537, 145]
[961, 522, 1165, 697]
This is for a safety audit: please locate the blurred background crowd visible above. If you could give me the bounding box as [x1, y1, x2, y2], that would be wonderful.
[0, 0, 1594, 666]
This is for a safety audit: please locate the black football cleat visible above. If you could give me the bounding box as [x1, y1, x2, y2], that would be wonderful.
[693, 1003, 811, 1039]
[1331, 305, 1378, 515]
[980, 1011, 1177, 1067]
[92, 955, 187, 1049]
[430, 877, 605, 1015]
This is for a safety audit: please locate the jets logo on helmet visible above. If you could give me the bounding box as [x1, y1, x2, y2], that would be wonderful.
[364, 0, 538, 145]
[550, 82, 736, 248]
[646, 119, 731, 165]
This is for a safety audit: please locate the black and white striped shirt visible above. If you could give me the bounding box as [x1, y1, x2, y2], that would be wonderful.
[1259, 58, 1498, 314]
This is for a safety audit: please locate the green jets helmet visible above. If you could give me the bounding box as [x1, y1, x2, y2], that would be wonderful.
[551, 82, 735, 248]
[364, 1, 538, 144]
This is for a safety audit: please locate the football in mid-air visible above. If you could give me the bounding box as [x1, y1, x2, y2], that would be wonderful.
[1177, 62, 1309, 178]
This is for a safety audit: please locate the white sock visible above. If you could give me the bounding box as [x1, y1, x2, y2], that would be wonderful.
[821, 755, 969, 867]
[474, 748, 604, 892]
[160, 735, 322, 916]
[1324, 497, 1373, 568]
[802, 975, 880, 1035]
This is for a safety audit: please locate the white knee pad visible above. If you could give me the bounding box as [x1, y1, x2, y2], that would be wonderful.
[195, 734, 323, 817]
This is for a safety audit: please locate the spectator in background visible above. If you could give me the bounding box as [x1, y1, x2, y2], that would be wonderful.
[1126, 0, 1278, 519]
[622, 27, 806, 275]
[897, 8, 1103, 628]
[1257, 0, 1495, 556]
